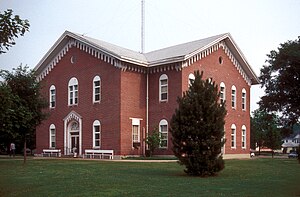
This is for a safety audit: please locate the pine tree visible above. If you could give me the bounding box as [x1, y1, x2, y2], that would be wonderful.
[170, 70, 226, 176]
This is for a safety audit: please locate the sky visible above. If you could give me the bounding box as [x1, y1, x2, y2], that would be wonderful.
[0, 0, 299, 112]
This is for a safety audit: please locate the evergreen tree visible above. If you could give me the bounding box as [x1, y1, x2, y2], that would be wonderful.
[170, 71, 226, 176]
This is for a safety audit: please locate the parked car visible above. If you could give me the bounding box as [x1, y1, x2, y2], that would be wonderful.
[288, 152, 298, 158]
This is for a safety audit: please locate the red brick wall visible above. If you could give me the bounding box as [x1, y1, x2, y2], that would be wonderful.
[36, 47, 122, 155]
[119, 70, 146, 155]
[147, 48, 251, 155]
[36, 45, 251, 157]
[148, 69, 182, 155]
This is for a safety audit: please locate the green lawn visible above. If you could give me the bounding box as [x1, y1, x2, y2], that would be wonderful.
[0, 157, 299, 197]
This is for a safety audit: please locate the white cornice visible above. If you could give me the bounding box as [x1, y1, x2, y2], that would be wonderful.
[35, 31, 259, 85]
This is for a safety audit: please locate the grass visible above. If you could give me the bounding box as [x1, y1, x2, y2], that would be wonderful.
[0, 157, 299, 197]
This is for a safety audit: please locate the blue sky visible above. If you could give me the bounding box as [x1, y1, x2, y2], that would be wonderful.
[0, 0, 299, 112]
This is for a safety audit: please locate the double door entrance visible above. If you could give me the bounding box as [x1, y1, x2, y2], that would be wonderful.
[67, 120, 81, 155]
[70, 132, 79, 154]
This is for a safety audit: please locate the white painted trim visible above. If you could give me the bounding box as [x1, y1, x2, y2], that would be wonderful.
[63, 111, 82, 155]
[49, 124, 56, 148]
[159, 74, 168, 102]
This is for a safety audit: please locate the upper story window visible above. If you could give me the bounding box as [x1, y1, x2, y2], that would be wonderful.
[231, 85, 236, 109]
[159, 119, 168, 148]
[242, 125, 246, 149]
[49, 124, 56, 148]
[231, 124, 236, 148]
[93, 76, 101, 103]
[159, 74, 168, 102]
[49, 85, 56, 108]
[242, 88, 246, 111]
[93, 120, 101, 148]
[68, 77, 78, 105]
[188, 73, 195, 87]
[220, 82, 226, 103]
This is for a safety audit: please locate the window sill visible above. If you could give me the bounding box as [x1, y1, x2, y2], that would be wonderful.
[159, 100, 168, 103]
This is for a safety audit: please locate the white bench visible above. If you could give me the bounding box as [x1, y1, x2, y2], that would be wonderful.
[42, 149, 61, 157]
[84, 149, 114, 159]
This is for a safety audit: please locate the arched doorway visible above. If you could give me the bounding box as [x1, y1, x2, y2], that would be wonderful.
[63, 111, 82, 156]
[68, 121, 80, 155]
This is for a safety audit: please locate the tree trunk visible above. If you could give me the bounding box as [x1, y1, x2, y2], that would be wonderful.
[23, 136, 27, 164]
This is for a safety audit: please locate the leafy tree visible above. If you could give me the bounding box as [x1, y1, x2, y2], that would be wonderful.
[0, 65, 48, 163]
[170, 70, 226, 176]
[259, 36, 300, 126]
[250, 109, 281, 157]
[0, 83, 15, 152]
[0, 9, 30, 54]
[251, 110, 266, 154]
[145, 127, 160, 157]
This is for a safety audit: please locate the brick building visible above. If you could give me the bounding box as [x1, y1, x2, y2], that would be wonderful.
[35, 31, 259, 158]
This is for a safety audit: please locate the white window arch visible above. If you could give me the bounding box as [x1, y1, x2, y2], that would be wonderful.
[231, 124, 236, 148]
[159, 119, 168, 148]
[49, 85, 56, 108]
[242, 88, 246, 111]
[242, 125, 246, 149]
[49, 124, 56, 148]
[68, 77, 78, 105]
[231, 85, 236, 109]
[93, 75, 101, 103]
[220, 82, 226, 103]
[188, 73, 195, 87]
[93, 120, 101, 148]
[159, 74, 168, 102]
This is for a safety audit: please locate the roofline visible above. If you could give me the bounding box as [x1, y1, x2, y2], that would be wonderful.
[225, 33, 260, 84]
[35, 31, 259, 85]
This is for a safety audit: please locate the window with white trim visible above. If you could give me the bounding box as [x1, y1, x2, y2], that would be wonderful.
[242, 88, 246, 111]
[93, 76, 101, 103]
[159, 74, 168, 101]
[49, 85, 56, 108]
[188, 73, 195, 87]
[131, 118, 141, 146]
[49, 124, 56, 148]
[93, 120, 101, 148]
[159, 119, 168, 148]
[242, 125, 246, 149]
[220, 82, 225, 103]
[231, 124, 236, 148]
[231, 85, 236, 109]
[68, 77, 78, 105]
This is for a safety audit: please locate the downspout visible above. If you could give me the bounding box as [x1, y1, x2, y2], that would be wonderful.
[146, 72, 149, 155]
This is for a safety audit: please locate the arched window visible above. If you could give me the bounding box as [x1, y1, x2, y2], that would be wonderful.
[242, 88, 246, 111]
[68, 77, 78, 105]
[93, 120, 101, 148]
[49, 85, 56, 108]
[93, 76, 101, 103]
[242, 125, 246, 149]
[159, 119, 168, 148]
[159, 74, 168, 102]
[220, 82, 226, 103]
[231, 85, 236, 109]
[49, 124, 56, 148]
[188, 73, 195, 87]
[231, 124, 236, 148]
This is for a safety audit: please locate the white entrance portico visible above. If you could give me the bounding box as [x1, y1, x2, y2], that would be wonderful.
[63, 111, 82, 156]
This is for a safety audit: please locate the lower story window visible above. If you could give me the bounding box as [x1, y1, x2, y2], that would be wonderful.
[93, 120, 101, 148]
[231, 124, 236, 148]
[49, 124, 56, 148]
[159, 119, 168, 148]
[131, 118, 141, 148]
